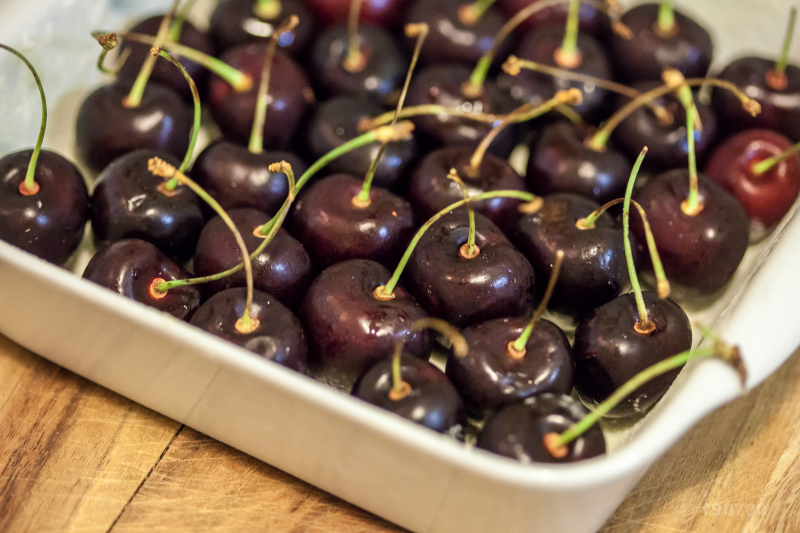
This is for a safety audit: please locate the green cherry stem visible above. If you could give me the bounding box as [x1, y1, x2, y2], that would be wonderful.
[752, 140, 800, 175]
[656, 1, 676, 37]
[447, 169, 479, 259]
[555, 0, 582, 68]
[168, 0, 199, 42]
[678, 86, 702, 216]
[458, 0, 499, 25]
[344, 0, 366, 73]
[93, 33, 132, 76]
[769, 7, 797, 90]
[254, 0, 283, 19]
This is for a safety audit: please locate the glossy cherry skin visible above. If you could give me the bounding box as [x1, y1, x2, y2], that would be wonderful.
[509, 193, 633, 320]
[477, 393, 606, 463]
[353, 354, 466, 433]
[309, 23, 406, 105]
[76, 82, 192, 175]
[406, 210, 535, 328]
[209, 44, 313, 148]
[209, 0, 314, 56]
[705, 129, 800, 241]
[303, 0, 410, 28]
[408, 146, 526, 231]
[117, 15, 214, 100]
[304, 96, 416, 189]
[406, 64, 517, 158]
[406, 0, 507, 66]
[191, 140, 307, 217]
[712, 57, 800, 142]
[299, 259, 430, 390]
[527, 121, 630, 204]
[191, 287, 308, 373]
[193, 208, 314, 310]
[611, 83, 718, 172]
[610, 3, 713, 83]
[633, 170, 749, 299]
[446, 316, 573, 416]
[0, 150, 88, 265]
[91, 150, 204, 262]
[499, 0, 607, 34]
[291, 174, 415, 269]
[83, 238, 200, 320]
[573, 292, 692, 417]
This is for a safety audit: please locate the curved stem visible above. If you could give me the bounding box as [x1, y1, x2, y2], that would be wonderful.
[752, 140, 800, 175]
[447, 169, 478, 258]
[509, 250, 564, 356]
[771, 7, 797, 87]
[344, 0, 365, 72]
[93, 33, 132, 76]
[556, 0, 581, 68]
[154, 50, 200, 176]
[412, 317, 469, 357]
[657, 1, 675, 35]
[624, 147, 653, 335]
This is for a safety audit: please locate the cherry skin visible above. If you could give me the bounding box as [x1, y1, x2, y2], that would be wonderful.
[303, 96, 416, 189]
[610, 3, 713, 83]
[76, 82, 192, 175]
[209, 44, 313, 148]
[303, 0, 410, 28]
[209, 0, 314, 56]
[291, 173, 415, 269]
[193, 207, 314, 311]
[191, 140, 307, 217]
[573, 292, 692, 418]
[712, 57, 800, 142]
[0, 150, 89, 266]
[633, 170, 749, 299]
[408, 146, 527, 231]
[91, 150, 204, 262]
[526, 121, 630, 204]
[308, 23, 406, 105]
[353, 354, 466, 434]
[445, 316, 573, 417]
[190, 287, 308, 373]
[508, 193, 634, 320]
[82, 238, 201, 320]
[499, 0, 607, 34]
[705, 129, 800, 241]
[299, 259, 430, 389]
[405, 209, 536, 328]
[477, 393, 606, 463]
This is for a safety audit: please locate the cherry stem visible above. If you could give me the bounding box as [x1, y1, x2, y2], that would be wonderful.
[148, 158, 256, 332]
[389, 340, 411, 400]
[459, 0, 498, 25]
[624, 147, 655, 335]
[555, 0, 581, 68]
[124, 0, 179, 108]
[168, 0, 198, 42]
[344, 0, 365, 73]
[254, 0, 282, 19]
[657, 1, 675, 35]
[509, 250, 564, 356]
[249, 16, 299, 155]
[376, 190, 541, 298]
[773, 7, 797, 84]
[93, 33, 131, 76]
[447, 169, 479, 258]
[0, 44, 46, 195]
[752, 140, 800, 175]
[678, 84, 702, 216]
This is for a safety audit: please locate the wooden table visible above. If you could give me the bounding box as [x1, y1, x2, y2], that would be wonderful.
[2, 332, 799, 533]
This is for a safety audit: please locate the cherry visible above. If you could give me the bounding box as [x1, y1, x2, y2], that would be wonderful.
[610, 3, 713, 83]
[304, 0, 410, 28]
[705, 129, 800, 242]
[193, 207, 313, 310]
[91, 150, 204, 261]
[477, 393, 606, 463]
[82, 238, 201, 320]
[190, 287, 308, 373]
[209, 0, 314, 55]
[498, 0, 607, 34]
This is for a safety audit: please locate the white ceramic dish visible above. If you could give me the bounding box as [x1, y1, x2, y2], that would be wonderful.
[1, 1, 800, 532]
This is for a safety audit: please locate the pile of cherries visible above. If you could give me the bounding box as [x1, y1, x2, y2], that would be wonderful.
[2, 0, 793, 464]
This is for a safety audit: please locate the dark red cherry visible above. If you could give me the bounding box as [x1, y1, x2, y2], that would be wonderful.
[304, 0, 410, 28]
[573, 292, 692, 417]
[499, 0, 608, 34]
[82, 238, 200, 320]
[193, 207, 314, 310]
[632, 170, 749, 298]
[190, 287, 308, 373]
[290, 173, 415, 269]
[0, 150, 88, 265]
[508, 193, 633, 320]
[299, 259, 430, 389]
[209, 44, 313, 148]
[76, 82, 192, 174]
[304, 96, 416, 189]
[209, 0, 314, 55]
[477, 393, 606, 463]
[611, 82, 718, 172]
[705, 129, 800, 242]
[610, 3, 713, 83]
[91, 150, 204, 262]
[408, 146, 527, 231]
[712, 57, 800, 142]
[406, 64, 517, 157]
[308, 23, 406, 104]
[191, 140, 307, 217]
[405, 209, 535, 328]
[526, 121, 630, 204]
[446, 316, 573, 416]
[353, 354, 466, 433]
[116, 15, 214, 100]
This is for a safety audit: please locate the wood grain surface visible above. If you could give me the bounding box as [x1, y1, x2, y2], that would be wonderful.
[1, 330, 799, 533]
